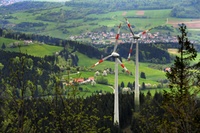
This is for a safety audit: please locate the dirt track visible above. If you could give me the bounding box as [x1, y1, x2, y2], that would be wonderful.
[167, 19, 200, 29]
[136, 11, 144, 15]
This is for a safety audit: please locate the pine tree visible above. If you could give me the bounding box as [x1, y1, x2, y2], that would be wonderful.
[1, 43, 6, 49]
[0, 28, 3, 37]
[140, 72, 146, 79]
[160, 24, 200, 132]
[1, 56, 34, 132]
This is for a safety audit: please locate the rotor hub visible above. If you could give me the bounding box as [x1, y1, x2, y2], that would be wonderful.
[111, 52, 120, 57]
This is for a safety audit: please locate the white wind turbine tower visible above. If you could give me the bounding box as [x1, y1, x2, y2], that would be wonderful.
[91, 24, 130, 125]
[125, 18, 152, 111]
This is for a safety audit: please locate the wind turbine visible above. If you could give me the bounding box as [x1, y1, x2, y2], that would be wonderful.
[91, 23, 130, 125]
[125, 18, 152, 111]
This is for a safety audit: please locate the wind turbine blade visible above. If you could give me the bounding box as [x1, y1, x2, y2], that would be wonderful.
[127, 41, 133, 61]
[116, 58, 130, 74]
[138, 28, 153, 37]
[91, 54, 112, 68]
[125, 17, 134, 36]
[113, 23, 121, 52]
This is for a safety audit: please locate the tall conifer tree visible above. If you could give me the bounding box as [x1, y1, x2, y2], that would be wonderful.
[161, 24, 200, 132]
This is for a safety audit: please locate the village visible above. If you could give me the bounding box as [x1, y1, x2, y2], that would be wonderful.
[70, 31, 179, 45]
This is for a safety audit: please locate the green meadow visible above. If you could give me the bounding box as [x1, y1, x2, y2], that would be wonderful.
[15, 44, 63, 57]
[5, 7, 199, 39]
[0, 38, 63, 57]
[1, 3, 199, 96]
[67, 51, 200, 95]
[61, 51, 168, 95]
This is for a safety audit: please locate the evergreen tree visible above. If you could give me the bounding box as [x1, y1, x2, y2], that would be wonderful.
[1, 56, 34, 132]
[160, 24, 200, 132]
[1, 43, 6, 49]
[142, 82, 146, 90]
[120, 81, 125, 88]
[140, 72, 146, 79]
[0, 28, 3, 37]
[127, 82, 133, 90]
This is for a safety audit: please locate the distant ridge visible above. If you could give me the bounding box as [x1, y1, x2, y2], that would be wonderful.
[0, 0, 29, 6]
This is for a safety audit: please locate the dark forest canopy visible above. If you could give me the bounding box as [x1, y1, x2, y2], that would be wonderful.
[65, 0, 200, 18]
[0, 0, 199, 18]
[0, 28, 173, 64]
[0, 1, 64, 14]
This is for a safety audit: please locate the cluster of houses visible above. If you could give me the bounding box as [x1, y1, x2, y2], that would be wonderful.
[70, 31, 179, 45]
[63, 70, 110, 86]
[62, 69, 165, 91]
[73, 77, 95, 85]
[9, 40, 33, 48]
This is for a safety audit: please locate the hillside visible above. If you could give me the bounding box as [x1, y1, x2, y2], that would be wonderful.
[0, 0, 199, 49]
[66, 0, 200, 18]
[171, 1, 200, 18]
[0, 0, 199, 64]
[0, 41, 170, 99]
[0, 27, 175, 65]
[0, 37, 63, 57]
[0, 1, 200, 132]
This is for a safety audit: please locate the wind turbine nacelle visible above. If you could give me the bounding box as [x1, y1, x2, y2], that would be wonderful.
[133, 35, 140, 40]
[111, 52, 120, 57]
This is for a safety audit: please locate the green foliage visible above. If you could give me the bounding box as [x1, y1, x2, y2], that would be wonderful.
[140, 72, 146, 79]
[130, 24, 200, 133]
[0, 55, 113, 132]
[131, 91, 164, 133]
[1, 43, 6, 49]
[96, 76, 108, 85]
[1, 0, 199, 41]
[161, 24, 200, 132]
[0, 37, 63, 57]
[65, 0, 186, 10]
[171, 1, 200, 18]
[0, 55, 35, 132]
[13, 22, 48, 32]
[0, 1, 63, 14]
[0, 63, 3, 70]
[166, 24, 197, 90]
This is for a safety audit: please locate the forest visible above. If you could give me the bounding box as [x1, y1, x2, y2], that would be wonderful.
[0, 0, 199, 44]
[0, 28, 174, 64]
[0, 23, 200, 132]
[0, 0, 200, 132]
[66, 0, 200, 18]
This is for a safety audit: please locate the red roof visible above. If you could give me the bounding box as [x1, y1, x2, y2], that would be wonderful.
[74, 78, 84, 83]
[88, 77, 94, 81]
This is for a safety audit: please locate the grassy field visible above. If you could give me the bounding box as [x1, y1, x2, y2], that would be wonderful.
[14, 44, 63, 57]
[57, 50, 169, 96]
[69, 51, 200, 95]
[4, 6, 199, 41]
[168, 48, 200, 63]
[168, 48, 179, 55]
[1, 4, 200, 96]
[0, 37, 16, 44]
[0, 38, 63, 57]
[1, 37, 166, 87]
[79, 48, 200, 94]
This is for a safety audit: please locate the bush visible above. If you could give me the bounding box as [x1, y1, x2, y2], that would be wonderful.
[96, 76, 108, 85]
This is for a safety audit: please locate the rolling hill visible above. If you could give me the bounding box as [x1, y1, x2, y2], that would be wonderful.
[0, 0, 199, 95]
[0, 0, 199, 43]
[0, 37, 63, 57]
